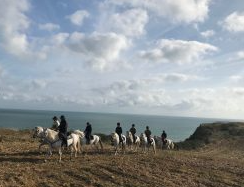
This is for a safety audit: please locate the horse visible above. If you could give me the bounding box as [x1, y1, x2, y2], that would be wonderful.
[33, 126, 81, 162]
[140, 133, 156, 154]
[153, 136, 163, 149]
[153, 136, 174, 150]
[162, 138, 174, 150]
[126, 131, 140, 151]
[110, 132, 126, 155]
[72, 130, 103, 152]
[35, 129, 81, 153]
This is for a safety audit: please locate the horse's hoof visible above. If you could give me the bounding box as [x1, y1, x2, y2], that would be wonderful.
[44, 159, 47, 163]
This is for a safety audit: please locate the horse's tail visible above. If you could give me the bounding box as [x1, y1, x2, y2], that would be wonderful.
[98, 137, 103, 150]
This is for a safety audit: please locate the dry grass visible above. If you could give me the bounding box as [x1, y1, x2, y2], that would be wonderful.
[0, 128, 244, 187]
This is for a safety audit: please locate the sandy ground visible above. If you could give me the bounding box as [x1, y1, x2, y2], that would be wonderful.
[0, 129, 244, 187]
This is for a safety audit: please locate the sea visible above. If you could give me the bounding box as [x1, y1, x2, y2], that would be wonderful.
[0, 108, 238, 142]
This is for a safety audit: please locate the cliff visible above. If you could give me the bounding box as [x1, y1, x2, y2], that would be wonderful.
[177, 122, 244, 149]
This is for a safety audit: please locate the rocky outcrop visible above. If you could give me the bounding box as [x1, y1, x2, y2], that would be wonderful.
[177, 122, 244, 149]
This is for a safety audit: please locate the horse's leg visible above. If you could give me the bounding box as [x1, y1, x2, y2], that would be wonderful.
[153, 144, 156, 154]
[95, 141, 100, 152]
[74, 141, 78, 157]
[38, 142, 45, 153]
[45, 144, 52, 162]
[172, 143, 174, 149]
[99, 139, 103, 151]
[71, 143, 77, 159]
[77, 140, 81, 154]
[142, 144, 146, 153]
[70, 146, 73, 160]
[135, 142, 138, 152]
[59, 147, 62, 162]
[123, 142, 126, 154]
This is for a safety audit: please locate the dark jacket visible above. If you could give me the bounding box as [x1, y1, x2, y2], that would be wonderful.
[144, 129, 151, 137]
[115, 126, 122, 135]
[59, 119, 68, 134]
[130, 127, 136, 135]
[161, 132, 167, 139]
[84, 124, 92, 135]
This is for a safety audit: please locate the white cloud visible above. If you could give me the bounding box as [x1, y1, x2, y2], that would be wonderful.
[38, 23, 60, 31]
[104, 8, 148, 37]
[236, 51, 244, 60]
[94, 73, 201, 97]
[0, 0, 30, 56]
[228, 50, 244, 62]
[139, 39, 218, 64]
[66, 10, 89, 26]
[158, 73, 200, 82]
[222, 12, 244, 32]
[51, 33, 69, 45]
[200, 30, 215, 38]
[104, 0, 211, 24]
[230, 75, 242, 82]
[0, 0, 46, 60]
[67, 32, 130, 71]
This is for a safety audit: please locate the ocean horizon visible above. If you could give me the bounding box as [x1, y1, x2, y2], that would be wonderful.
[0, 108, 240, 142]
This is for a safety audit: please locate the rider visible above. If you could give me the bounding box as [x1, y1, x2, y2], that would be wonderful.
[51, 116, 60, 131]
[115, 122, 123, 146]
[58, 115, 68, 147]
[161, 130, 167, 146]
[129, 124, 136, 143]
[144, 126, 152, 144]
[84, 122, 92, 144]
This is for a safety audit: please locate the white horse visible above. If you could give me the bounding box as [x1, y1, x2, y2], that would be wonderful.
[110, 132, 126, 155]
[126, 131, 140, 151]
[162, 139, 174, 150]
[33, 126, 81, 162]
[140, 133, 156, 154]
[72, 130, 103, 152]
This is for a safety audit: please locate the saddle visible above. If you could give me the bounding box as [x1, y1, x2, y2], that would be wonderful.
[90, 135, 94, 140]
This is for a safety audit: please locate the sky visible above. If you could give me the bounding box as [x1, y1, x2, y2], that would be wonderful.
[1, 0, 244, 119]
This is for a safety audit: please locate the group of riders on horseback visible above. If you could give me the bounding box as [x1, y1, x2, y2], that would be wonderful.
[116, 122, 168, 147]
[52, 115, 168, 148]
[52, 115, 93, 147]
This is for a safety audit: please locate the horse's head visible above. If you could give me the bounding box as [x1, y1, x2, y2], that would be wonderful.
[72, 130, 85, 138]
[110, 132, 118, 144]
[140, 133, 146, 142]
[126, 131, 130, 136]
[126, 131, 133, 141]
[140, 133, 145, 138]
[110, 132, 117, 139]
[33, 126, 44, 138]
